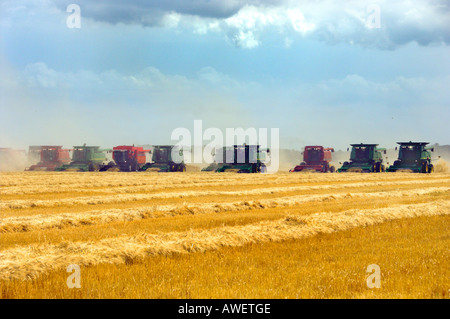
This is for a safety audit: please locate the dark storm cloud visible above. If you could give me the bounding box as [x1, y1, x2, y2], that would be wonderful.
[52, 0, 450, 48]
[56, 0, 285, 24]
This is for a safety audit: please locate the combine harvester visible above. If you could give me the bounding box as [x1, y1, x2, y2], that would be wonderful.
[290, 146, 335, 173]
[55, 144, 109, 172]
[338, 143, 386, 173]
[100, 145, 150, 172]
[213, 144, 269, 173]
[139, 145, 186, 172]
[386, 142, 435, 173]
[26, 146, 71, 171]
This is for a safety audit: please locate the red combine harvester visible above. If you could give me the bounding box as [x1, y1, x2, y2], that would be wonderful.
[290, 146, 335, 173]
[100, 145, 150, 172]
[26, 146, 71, 171]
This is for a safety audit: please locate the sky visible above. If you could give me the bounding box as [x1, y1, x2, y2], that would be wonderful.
[0, 0, 449, 151]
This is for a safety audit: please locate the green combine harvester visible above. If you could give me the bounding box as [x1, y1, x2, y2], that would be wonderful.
[386, 142, 434, 173]
[55, 144, 108, 172]
[214, 144, 268, 173]
[338, 143, 386, 173]
[139, 145, 186, 172]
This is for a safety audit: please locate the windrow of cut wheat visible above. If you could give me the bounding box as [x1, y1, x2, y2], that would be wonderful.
[2, 178, 449, 209]
[1, 171, 445, 188]
[2, 174, 449, 196]
[1, 187, 448, 233]
[1, 200, 448, 281]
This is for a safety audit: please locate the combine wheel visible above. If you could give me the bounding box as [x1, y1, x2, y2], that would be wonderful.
[374, 162, 383, 173]
[421, 162, 428, 173]
[428, 164, 434, 174]
[329, 166, 335, 173]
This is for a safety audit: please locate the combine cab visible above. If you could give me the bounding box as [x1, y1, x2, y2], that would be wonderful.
[26, 146, 71, 171]
[139, 145, 186, 172]
[55, 144, 108, 172]
[215, 145, 269, 173]
[386, 142, 434, 173]
[338, 143, 386, 173]
[290, 146, 335, 173]
[100, 145, 150, 172]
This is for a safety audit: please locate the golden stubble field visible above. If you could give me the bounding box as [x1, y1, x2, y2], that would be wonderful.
[0, 171, 449, 299]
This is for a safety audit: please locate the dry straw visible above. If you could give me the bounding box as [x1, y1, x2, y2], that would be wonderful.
[1, 187, 448, 233]
[2, 178, 449, 209]
[1, 200, 448, 281]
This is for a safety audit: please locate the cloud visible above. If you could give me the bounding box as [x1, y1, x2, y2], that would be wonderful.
[39, 0, 450, 49]
[1, 60, 449, 149]
[16, 62, 450, 111]
[50, 0, 285, 24]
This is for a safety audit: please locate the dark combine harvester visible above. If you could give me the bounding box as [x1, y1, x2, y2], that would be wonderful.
[214, 145, 269, 173]
[338, 143, 386, 173]
[139, 145, 186, 172]
[387, 142, 434, 173]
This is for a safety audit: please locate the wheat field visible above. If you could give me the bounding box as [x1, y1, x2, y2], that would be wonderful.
[0, 171, 449, 298]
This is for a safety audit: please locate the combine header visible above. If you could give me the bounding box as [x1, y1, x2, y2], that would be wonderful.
[290, 146, 335, 173]
[55, 144, 108, 172]
[215, 145, 269, 173]
[26, 146, 71, 171]
[139, 145, 186, 172]
[338, 143, 386, 173]
[386, 142, 434, 173]
[100, 145, 150, 172]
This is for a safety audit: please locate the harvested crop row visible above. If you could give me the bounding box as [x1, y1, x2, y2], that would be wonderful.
[0, 177, 286, 196]
[3, 174, 450, 196]
[1, 187, 448, 234]
[1, 200, 448, 281]
[2, 178, 449, 210]
[0, 173, 238, 188]
[1, 171, 445, 188]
